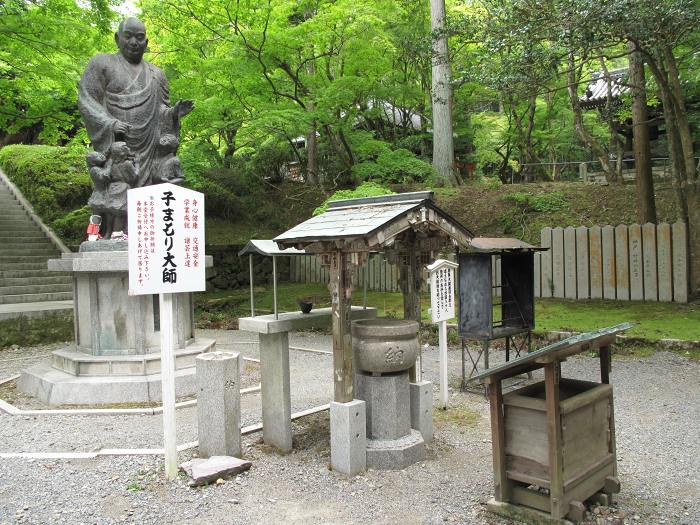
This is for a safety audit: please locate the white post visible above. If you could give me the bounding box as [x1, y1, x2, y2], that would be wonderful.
[272, 255, 278, 320]
[249, 254, 255, 317]
[159, 292, 177, 480]
[439, 320, 448, 409]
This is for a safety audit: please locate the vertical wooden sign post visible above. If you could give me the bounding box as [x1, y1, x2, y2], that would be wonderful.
[127, 183, 206, 480]
[427, 259, 458, 410]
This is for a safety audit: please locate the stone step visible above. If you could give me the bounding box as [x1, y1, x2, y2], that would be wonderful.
[0, 224, 43, 232]
[0, 218, 39, 225]
[0, 269, 68, 278]
[0, 262, 52, 271]
[0, 283, 72, 295]
[0, 255, 56, 263]
[0, 291, 73, 305]
[2, 248, 59, 256]
[0, 276, 72, 286]
[0, 207, 29, 215]
[0, 233, 48, 241]
[0, 240, 54, 249]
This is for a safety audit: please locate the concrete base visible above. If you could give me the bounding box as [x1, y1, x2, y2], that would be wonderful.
[410, 381, 434, 443]
[330, 400, 366, 476]
[18, 338, 215, 405]
[366, 428, 425, 470]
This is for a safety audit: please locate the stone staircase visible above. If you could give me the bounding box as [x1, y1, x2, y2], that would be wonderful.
[0, 174, 73, 319]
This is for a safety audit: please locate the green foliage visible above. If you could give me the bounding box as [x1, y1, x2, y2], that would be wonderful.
[0, 0, 116, 143]
[503, 191, 568, 212]
[313, 181, 394, 216]
[52, 206, 92, 244]
[0, 145, 92, 243]
[352, 148, 436, 185]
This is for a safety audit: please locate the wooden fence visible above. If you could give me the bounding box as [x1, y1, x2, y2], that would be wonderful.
[536, 223, 688, 303]
[287, 222, 689, 303]
[289, 253, 402, 292]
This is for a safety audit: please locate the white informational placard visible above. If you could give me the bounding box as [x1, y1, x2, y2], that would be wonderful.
[428, 259, 457, 323]
[127, 183, 205, 295]
[426, 259, 458, 410]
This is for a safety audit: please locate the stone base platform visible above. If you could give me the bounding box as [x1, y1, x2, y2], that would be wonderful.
[366, 429, 425, 470]
[18, 338, 215, 405]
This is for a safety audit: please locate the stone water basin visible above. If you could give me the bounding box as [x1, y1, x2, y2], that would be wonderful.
[351, 318, 419, 374]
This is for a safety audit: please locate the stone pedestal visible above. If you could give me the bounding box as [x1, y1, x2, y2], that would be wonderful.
[356, 371, 425, 469]
[18, 246, 215, 405]
[238, 306, 377, 455]
[260, 332, 292, 452]
[351, 318, 428, 470]
[196, 352, 241, 458]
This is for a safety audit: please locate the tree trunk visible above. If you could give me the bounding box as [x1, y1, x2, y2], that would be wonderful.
[628, 41, 657, 223]
[599, 57, 623, 184]
[566, 53, 612, 177]
[658, 86, 689, 224]
[306, 117, 319, 185]
[430, 0, 459, 186]
[664, 47, 696, 181]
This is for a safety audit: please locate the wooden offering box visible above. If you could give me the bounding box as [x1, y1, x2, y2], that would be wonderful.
[474, 323, 631, 524]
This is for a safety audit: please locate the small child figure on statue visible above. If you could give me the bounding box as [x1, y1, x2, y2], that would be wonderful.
[104, 141, 138, 239]
[153, 134, 185, 185]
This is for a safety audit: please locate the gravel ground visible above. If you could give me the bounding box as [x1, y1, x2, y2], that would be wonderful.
[0, 329, 698, 525]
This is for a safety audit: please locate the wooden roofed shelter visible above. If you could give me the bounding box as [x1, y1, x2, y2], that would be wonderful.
[474, 323, 632, 524]
[274, 191, 474, 403]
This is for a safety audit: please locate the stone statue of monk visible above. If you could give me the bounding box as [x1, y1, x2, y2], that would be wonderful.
[78, 17, 193, 194]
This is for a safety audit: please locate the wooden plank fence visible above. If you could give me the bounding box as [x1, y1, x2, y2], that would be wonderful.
[536, 223, 688, 303]
[289, 253, 402, 292]
[287, 222, 689, 303]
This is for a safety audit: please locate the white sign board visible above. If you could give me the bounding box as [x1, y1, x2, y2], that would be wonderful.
[128, 183, 205, 295]
[428, 260, 457, 323]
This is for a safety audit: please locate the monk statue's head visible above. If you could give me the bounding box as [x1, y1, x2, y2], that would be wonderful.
[115, 17, 148, 64]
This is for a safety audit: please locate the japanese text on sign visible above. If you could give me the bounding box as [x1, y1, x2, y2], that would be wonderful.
[128, 183, 206, 295]
[428, 260, 457, 323]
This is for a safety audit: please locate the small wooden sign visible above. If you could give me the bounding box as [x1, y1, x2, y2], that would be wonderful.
[427, 259, 458, 323]
[127, 183, 205, 295]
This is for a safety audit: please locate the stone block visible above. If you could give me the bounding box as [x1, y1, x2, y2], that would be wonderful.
[180, 456, 251, 487]
[365, 429, 425, 470]
[330, 400, 366, 476]
[259, 332, 292, 452]
[196, 351, 241, 458]
[356, 371, 410, 441]
[409, 381, 433, 443]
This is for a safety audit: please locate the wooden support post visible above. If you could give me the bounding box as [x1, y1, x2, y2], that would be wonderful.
[329, 251, 353, 403]
[544, 362, 565, 519]
[487, 379, 510, 502]
[400, 234, 422, 381]
[599, 345, 611, 384]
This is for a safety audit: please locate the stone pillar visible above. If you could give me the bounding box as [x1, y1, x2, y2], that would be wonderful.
[196, 351, 241, 458]
[410, 380, 434, 443]
[330, 399, 366, 476]
[260, 332, 292, 452]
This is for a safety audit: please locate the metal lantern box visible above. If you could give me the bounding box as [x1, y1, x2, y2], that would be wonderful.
[475, 323, 631, 524]
[458, 238, 542, 341]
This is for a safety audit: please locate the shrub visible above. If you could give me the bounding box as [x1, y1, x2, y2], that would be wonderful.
[0, 145, 92, 225]
[52, 206, 92, 244]
[352, 148, 436, 185]
[503, 191, 568, 212]
[313, 181, 395, 216]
